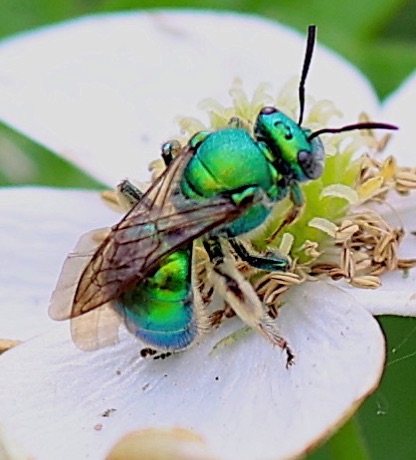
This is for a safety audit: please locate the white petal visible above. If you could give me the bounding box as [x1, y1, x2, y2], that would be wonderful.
[382, 71, 416, 166]
[0, 12, 379, 185]
[0, 282, 384, 460]
[349, 266, 416, 317]
[339, 193, 416, 317]
[347, 199, 416, 316]
[368, 74, 416, 317]
[340, 262, 416, 317]
[0, 187, 117, 340]
[0, 425, 28, 460]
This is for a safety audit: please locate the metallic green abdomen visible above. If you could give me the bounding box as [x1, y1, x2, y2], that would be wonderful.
[181, 128, 280, 236]
[116, 247, 197, 350]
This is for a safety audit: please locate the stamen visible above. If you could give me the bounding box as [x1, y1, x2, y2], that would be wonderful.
[279, 233, 294, 256]
[308, 218, 338, 237]
[321, 184, 359, 204]
[0, 339, 21, 354]
[350, 276, 381, 289]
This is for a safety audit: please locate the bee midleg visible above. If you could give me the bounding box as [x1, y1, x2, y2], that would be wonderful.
[266, 182, 304, 244]
[117, 179, 144, 206]
[203, 236, 294, 366]
[117, 140, 181, 207]
[228, 237, 288, 271]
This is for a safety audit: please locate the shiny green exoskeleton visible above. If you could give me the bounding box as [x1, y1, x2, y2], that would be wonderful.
[116, 248, 194, 351]
[182, 111, 324, 238]
[50, 25, 397, 360]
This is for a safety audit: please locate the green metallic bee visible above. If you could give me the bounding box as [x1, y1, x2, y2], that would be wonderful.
[49, 26, 396, 362]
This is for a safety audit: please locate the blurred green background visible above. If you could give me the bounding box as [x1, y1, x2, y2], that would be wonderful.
[0, 1, 415, 459]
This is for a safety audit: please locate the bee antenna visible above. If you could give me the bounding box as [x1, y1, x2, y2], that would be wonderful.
[307, 122, 398, 141]
[298, 25, 317, 127]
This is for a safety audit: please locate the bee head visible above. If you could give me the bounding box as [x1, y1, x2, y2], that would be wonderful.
[254, 106, 324, 182]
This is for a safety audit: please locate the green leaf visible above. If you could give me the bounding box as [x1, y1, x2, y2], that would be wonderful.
[360, 42, 416, 98]
[0, 123, 104, 188]
[253, 0, 407, 40]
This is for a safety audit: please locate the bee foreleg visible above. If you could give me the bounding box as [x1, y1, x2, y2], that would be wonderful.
[228, 237, 288, 271]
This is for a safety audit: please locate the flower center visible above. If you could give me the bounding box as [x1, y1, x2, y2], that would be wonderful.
[104, 79, 416, 320]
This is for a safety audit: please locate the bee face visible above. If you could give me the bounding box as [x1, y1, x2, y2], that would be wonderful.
[254, 107, 324, 182]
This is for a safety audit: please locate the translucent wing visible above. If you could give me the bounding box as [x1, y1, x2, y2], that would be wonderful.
[48, 228, 123, 349]
[50, 145, 261, 323]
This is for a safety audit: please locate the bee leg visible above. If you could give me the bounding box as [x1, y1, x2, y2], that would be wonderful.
[102, 179, 145, 212]
[209, 303, 235, 327]
[140, 347, 157, 358]
[140, 347, 172, 360]
[203, 237, 294, 366]
[266, 182, 304, 244]
[228, 237, 288, 272]
[117, 179, 144, 206]
[203, 236, 225, 266]
[117, 140, 182, 208]
[152, 352, 172, 360]
[161, 139, 182, 166]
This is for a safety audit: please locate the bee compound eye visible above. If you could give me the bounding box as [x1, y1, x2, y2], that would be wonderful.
[298, 150, 309, 164]
[260, 106, 278, 115]
[298, 150, 323, 179]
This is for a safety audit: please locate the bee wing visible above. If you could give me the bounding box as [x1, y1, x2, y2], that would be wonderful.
[70, 302, 122, 351]
[49, 227, 109, 320]
[49, 228, 123, 350]
[50, 145, 261, 321]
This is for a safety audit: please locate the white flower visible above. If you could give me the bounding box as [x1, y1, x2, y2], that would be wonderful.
[0, 11, 414, 460]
